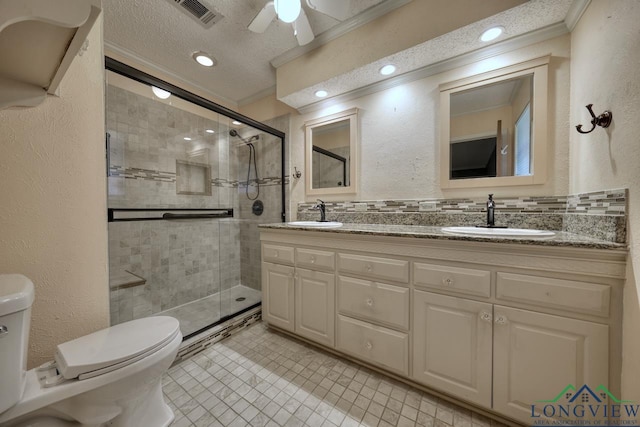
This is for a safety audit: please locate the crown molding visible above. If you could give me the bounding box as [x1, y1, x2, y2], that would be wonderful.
[237, 85, 277, 107]
[270, 0, 412, 69]
[104, 41, 238, 108]
[296, 22, 569, 114]
[564, 0, 591, 32]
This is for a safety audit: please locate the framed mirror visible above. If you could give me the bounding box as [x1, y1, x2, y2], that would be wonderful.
[440, 56, 550, 189]
[305, 108, 358, 196]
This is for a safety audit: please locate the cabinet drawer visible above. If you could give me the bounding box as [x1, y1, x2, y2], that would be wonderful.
[262, 244, 295, 265]
[337, 315, 409, 376]
[338, 276, 409, 330]
[296, 248, 335, 271]
[413, 262, 490, 298]
[496, 272, 611, 317]
[338, 253, 409, 284]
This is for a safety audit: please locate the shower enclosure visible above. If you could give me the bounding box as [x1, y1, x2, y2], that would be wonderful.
[105, 59, 285, 339]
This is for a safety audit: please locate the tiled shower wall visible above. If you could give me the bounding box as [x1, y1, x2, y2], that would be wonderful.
[107, 84, 286, 325]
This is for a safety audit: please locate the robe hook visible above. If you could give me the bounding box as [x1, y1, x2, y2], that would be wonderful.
[576, 104, 613, 134]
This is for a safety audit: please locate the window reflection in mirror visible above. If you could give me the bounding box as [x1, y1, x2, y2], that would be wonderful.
[439, 56, 549, 189]
[312, 119, 350, 188]
[305, 108, 358, 196]
[450, 74, 532, 180]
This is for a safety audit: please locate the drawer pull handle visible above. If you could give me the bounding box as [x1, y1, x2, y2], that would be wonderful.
[365, 341, 373, 350]
[495, 315, 508, 325]
[365, 298, 374, 307]
[479, 311, 492, 322]
[310, 256, 316, 264]
[442, 277, 454, 286]
[366, 264, 373, 272]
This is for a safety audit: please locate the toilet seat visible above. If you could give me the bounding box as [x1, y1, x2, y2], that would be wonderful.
[0, 316, 182, 426]
[54, 316, 180, 380]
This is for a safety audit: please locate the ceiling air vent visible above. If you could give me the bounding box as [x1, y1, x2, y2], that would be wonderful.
[170, 0, 224, 28]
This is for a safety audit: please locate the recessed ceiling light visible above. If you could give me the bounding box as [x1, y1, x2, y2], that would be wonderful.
[184, 137, 192, 141]
[151, 86, 171, 99]
[315, 90, 328, 98]
[379, 64, 396, 76]
[192, 51, 216, 67]
[206, 129, 215, 134]
[480, 26, 504, 42]
[232, 120, 242, 125]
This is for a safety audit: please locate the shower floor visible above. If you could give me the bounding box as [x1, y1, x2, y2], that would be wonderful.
[157, 285, 261, 337]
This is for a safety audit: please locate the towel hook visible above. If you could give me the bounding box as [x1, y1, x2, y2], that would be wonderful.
[576, 104, 613, 134]
[293, 166, 302, 179]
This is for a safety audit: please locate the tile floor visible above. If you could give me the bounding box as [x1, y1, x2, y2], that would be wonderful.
[163, 322, 508, 427]
[159, 285, 262, 337]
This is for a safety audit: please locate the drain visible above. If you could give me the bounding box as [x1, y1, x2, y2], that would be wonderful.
[235, 297, 246, 302]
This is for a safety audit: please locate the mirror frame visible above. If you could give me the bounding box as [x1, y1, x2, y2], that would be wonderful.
[305, 108, 359, 196]
[439, 56, 550, 189]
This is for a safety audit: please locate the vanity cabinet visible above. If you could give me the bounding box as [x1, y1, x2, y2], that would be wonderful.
[412, 290, 493, 407]
[262, 262, 295, 332]
[260, 229, 625, 425]
[262, 244, 335, 346]
[492, 306, 609, 421]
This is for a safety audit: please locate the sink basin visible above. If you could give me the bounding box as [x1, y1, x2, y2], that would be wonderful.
[288, 221, 343, 228]
[441, 226, 555, 238]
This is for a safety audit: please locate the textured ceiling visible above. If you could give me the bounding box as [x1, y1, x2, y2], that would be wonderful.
[103, 0, 388, 103]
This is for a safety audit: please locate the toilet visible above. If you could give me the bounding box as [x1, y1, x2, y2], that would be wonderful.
[0, 274, 182, 426]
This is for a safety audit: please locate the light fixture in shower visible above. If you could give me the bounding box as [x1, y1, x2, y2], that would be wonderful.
[151, 86, 171, 99]
[480, 26, 504, 42]
[315, 90, 328, 98]
[192, 51, 216, 67]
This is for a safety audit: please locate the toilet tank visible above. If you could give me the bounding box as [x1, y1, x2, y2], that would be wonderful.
[0, 275, 35, 413]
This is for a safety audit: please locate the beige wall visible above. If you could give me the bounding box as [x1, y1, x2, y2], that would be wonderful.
[288, 34, 570, 208]
[239, 92, 297, 124]
[569, 0, 640, 403]
[277, 0, 525, 98]
[0, 19, 109, 368]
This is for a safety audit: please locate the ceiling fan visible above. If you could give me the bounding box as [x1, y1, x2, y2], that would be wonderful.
[248, 0, 350, 46]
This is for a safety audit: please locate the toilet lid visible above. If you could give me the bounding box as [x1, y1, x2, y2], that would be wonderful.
[54, 316, 180, 380]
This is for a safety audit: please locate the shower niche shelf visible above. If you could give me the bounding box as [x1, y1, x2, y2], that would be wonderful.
[0, 0, 101, 110]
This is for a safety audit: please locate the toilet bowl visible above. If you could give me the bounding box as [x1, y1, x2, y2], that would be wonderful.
[0, 274, 182, 426]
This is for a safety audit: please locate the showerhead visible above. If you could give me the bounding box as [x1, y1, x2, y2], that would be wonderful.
[229, 129, 259, 145]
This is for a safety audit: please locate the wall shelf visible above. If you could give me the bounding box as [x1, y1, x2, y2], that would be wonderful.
[0, 0, 101, 109]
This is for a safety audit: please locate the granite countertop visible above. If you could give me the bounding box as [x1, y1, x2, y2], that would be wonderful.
[258, 223, 627, 250]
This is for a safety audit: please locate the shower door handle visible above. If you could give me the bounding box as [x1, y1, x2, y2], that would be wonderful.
[162, 213, 228, 220]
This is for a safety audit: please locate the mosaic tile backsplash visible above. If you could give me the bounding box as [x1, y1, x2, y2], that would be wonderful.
[297, 189, 627, 244]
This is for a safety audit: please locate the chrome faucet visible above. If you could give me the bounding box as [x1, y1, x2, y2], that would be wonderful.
[313, 199, 327, 222]
[486, 194, 495, 227]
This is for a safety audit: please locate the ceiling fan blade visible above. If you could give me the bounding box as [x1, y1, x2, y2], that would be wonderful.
[248, 1, 276, 33]
[294, 9, 314, 45]
[305, 0, 350, 21]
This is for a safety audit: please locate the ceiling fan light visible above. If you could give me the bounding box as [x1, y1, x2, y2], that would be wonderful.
[274, 0, 301, 23]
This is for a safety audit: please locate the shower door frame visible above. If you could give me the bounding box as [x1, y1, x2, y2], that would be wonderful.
[105, 57, 286, 340]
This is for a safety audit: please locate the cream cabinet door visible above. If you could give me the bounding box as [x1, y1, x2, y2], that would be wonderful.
[262, 262, 295, 332]
[413, 290, 493, 408]
[295, 268, 335, 347]
[493, 306, 609, 424]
